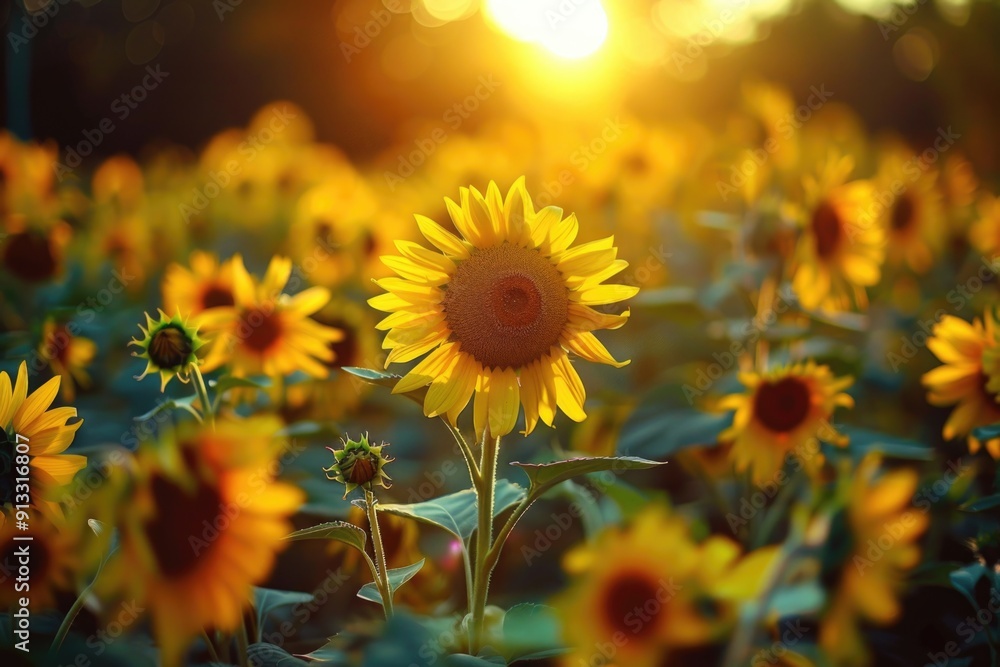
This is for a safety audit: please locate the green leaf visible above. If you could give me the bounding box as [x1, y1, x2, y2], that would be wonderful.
[511, 456, 665, 502]
[341, 366, 426, 406]
[619, 407, 732, 459]
[247, 642, 309, 666]
[501, 603, 564, 661]
[767, 582, 825, 617]
[377, 480, 526, 542]
[357, 559, 425, 606]
[133, 395, 199, 422]
[253, 588, 313, 643]
[210, 375, 271, 393]
[285, 521, 367, 553]
[299, 638, 351, 664]
[950, 563, 989, 611]
[445, 655, 507, 666]
[972, 422, 1000, 442]
[839, 426, 933, 461]
[960, 494, 1000, 512]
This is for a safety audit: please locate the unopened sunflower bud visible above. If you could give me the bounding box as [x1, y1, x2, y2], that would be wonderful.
[323, 433, 393, 498]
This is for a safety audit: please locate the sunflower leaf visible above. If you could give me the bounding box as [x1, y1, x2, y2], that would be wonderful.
[284, 521, 367, 552]
[501, 603, 564, 661]
[960, 494, 1000, 512]
[357, 559, 426, 606]
[253, 588, 314, 643]
[377, 479, 526, 542]
[132, 395, 199, 422]
[341, 366, 427, 406]
[210, 375, 272, 393]
[511, 456, 666, 503]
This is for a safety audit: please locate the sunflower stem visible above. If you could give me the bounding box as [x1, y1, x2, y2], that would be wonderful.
[200, 629, 222, 664]
[191, 365, 214, 427]
[365, 489, 394, 619]
[236, 617, 251, 667]
[470, 432, 500, 653]
[446, 422, 481, 485]
[49, 579, 96, 654]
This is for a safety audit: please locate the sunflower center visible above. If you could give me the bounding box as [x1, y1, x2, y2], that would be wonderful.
[443, 243, 569, 370]
[201, 285, 235, 309]
[143, 473, 224, 579]
[891, 192, 917, 232]
[600, 571, 664, 640]
[240, 308, 283, 353]
[149, 325, 194, 370]
[811, 200, 843, 260]
[753, 376, 812, 433]
[320, 318, 358, 367]
[3, 231, 57, 283]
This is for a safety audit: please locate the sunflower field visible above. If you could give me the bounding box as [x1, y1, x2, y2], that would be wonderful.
[4, 1, 1000, 666]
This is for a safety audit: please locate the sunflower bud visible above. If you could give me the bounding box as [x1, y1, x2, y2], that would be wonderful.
[130, 310, 205, 391]
[323, 433, 393, 498]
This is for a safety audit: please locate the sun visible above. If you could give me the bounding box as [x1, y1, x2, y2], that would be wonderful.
[485, 0, 609, 60]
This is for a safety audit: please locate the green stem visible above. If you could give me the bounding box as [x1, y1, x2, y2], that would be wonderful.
[365, 489, 394, 619]
[236, 617, 250, 667]
[49, 580, 95, 653]
[446, 422, 481, 485]
[191, 365, 214, 427]
[200, 629, 221, 664]
[470, 432, 500, 653]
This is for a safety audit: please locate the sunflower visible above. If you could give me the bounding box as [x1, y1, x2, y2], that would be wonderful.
[96, 416, 302, 667]
[555, 506, 778, 667]
[38, 318, 97, 402]
[719, 361, 854, 483]
[370, 178, 637, 437]
[923, 311, 1000, 457]
[874, 145, 945, 274]
[790, 155, 885, 312]
[819, 454, 927, 666]
[197, 255, 342, 379]
[163, 251, 241, 319]
[287, 175, 378, 288]
[0, 509, 81, 611]
[0, 362, 85, 519]
[969, 193, 1000, 261]
[283, 298, 382, 421]
[130, 310, 205, 391]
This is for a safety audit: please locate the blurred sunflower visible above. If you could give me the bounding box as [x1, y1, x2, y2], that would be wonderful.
[819, 454, 927, 665]
[283, 298, 382, 421]
[37, 318, 96, 402]
[96, 416, 302, 667]
[790, 155, 885, 312]
[969, 192, 1000, 261]
[719, 361, 853, 483]
[163, 251, 240, 319]
[197, 256, 342, 379]
[0, 361, 85, 517]
[371, 178, 637, 437]
[287, 175, 378, 288]
[0, 509, 81, 611]
[555, 506, 778, 667]
[874, 145, 945, 274]
[923, 311, 1000, 457]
